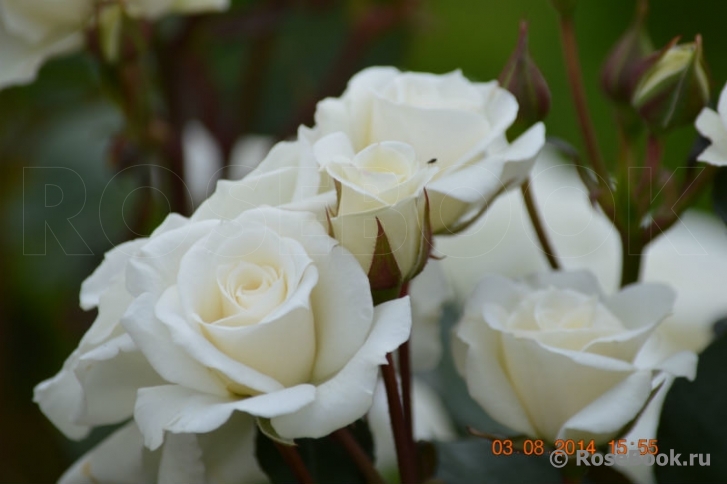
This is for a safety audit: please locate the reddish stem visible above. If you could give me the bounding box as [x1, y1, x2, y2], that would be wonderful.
[381, 353, 418, 484]
[558, 16, 609, 188]
[274, 442, 315, 484]
[332, 429, 385, 484]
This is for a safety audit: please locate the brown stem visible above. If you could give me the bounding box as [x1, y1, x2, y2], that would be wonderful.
[381, 353, 418, 484]
[332, 429, 385, 484]
[521, 179, 560, 270]
[274, 442, 315, 484]
[397, 282, 414, 459]
[558, 16, 609, 188]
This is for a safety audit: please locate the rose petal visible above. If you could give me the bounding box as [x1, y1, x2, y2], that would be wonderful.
[75, 334, 163, 426]
[158, 433, 206, 484]
[122, 292, 230, 395]
[270, 297, 412, 439]
[58, 422, 153, 484]
[135, 384, 316, 450]
[80, 238, 146, 310]
[557, 370, 653, 442]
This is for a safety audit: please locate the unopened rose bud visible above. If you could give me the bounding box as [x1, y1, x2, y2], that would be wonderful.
[632, 36, 710, 134]
[600, 12, 652, 104]
[499, 22, 551, 131]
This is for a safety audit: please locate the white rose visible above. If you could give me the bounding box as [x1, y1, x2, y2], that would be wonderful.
[438, 150, 727, 358]
[696, 80, 727, 166]
[313, 132, 438, 281]
[120, 206, 411, 448]
[58, 415, 267, 484]
[0, 0, 229, 89]
[453, 270, 696, 444]
[308, 66, 545, 233]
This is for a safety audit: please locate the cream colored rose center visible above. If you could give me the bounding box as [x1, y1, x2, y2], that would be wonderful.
[507, 287, 625, 334]
[216, 262, 287, 322]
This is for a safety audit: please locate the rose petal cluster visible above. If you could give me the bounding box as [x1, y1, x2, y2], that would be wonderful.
[308, 67, 545, 235]
[36, 207, 411, 452]
[453, 270, 697, 444]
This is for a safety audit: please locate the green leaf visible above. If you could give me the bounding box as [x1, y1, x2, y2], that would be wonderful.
[655, 333, 727, 483]
[255, 420, 375, 484]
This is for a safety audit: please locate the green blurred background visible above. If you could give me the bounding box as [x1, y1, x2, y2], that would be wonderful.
[2, 0, 727, 482]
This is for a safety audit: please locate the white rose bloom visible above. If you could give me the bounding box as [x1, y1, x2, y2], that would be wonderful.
[308, 66, 546, 234]
[35, 207, 411, 451]
[453, 270, 697, 444]
[58, 415, 267, 484]
[438, 151, 727, 357]
[696, 81, 727, 166]
[0, 0, 229, 89]
[313, 132, 438, 280]
[126, 207, 410, 448]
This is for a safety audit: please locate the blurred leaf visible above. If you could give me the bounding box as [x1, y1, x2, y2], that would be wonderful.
[656, 333, 727, 483]
[434, 438, 561, 484]
[421, 305, 515, 436]
[255, 420, 375, 484]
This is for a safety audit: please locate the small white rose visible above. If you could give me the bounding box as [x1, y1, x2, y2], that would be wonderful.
[453, 270, 696, 444]
[696, 81, 727, 166]
[121, 207, 411, 449]
[313, 132, 437, 280]
[309, 66, 545, 233]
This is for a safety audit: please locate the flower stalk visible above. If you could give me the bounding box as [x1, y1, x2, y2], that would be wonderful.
[332, 429, 386, 484]
[521, 179, 561, 270]
[558, 15, 610, 197]
[381, 353, 418, 484]
[274, 441, 315, 484]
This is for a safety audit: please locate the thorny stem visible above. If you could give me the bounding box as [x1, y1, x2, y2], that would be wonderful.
[274, 442, 315, 484]
[521, 179, 561, 270]
[381, 353, 418, 484]
[332, 429, 386, 484]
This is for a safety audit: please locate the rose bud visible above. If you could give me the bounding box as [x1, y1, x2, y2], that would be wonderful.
[600, 7, 652, 105]
[499, 21, 552, 133]
[632, 35, 711, 134]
